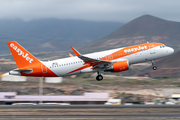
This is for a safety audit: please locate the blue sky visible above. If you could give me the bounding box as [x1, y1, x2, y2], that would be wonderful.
[0, 0, 179, 23]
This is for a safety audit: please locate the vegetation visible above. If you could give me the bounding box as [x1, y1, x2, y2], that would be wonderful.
[63, 73, 180, 88]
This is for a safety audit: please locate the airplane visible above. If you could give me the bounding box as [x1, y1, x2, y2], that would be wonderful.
[7, 41, 174, 81]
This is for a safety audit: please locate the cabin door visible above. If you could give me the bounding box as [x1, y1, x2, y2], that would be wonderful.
[149, 45, 156, 54]
[41, 64, 48, 74]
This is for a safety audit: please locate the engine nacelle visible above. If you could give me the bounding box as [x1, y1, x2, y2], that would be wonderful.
[105, 60, 129, 72]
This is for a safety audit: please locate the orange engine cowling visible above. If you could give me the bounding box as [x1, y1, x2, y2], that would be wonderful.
[105, 61, 129, 72]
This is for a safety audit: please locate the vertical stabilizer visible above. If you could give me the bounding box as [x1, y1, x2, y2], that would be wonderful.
[7, 41, 40, 68]
[7, 41, 58, 77]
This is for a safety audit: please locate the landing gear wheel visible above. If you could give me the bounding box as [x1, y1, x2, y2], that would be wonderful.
[153, 66, 157, 70]
[96, 75, 103, 81]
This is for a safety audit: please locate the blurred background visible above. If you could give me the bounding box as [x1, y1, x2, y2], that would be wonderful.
[0, 0, 180, 106]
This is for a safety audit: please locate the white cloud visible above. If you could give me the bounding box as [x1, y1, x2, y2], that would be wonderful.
[0, 0, 180, 22]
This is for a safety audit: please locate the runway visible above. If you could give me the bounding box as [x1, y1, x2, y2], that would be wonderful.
[1, 114, 180, 118]
[1, 105, 180, 119]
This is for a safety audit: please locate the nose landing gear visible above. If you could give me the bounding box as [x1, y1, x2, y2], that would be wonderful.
[153, 66, 157, 70]
[151, 60, 157, 70]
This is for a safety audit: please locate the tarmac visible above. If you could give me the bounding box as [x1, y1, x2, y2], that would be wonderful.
[1, 105, 180, 119]
[1, 114, 180, 118]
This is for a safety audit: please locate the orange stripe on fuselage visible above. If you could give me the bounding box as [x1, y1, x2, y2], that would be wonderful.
[66, 64, 90, 75]
[99, 43, 162, 61]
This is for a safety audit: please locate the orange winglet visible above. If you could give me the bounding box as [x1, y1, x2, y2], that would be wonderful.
[71, 46, 81, 56]
[68, 53, 73, 57]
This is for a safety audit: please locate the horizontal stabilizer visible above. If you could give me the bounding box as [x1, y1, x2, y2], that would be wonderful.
[9, 69, 33, 75]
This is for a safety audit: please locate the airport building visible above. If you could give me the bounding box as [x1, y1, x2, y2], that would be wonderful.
[1, 73, 26, 82]
[0, 92, 109, 105]
[170, 93, 180, 100]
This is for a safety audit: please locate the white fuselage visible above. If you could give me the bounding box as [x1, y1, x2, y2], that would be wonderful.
[43, 45, 174, 77]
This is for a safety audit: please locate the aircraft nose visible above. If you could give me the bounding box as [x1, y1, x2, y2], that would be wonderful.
[169, 47, 174, 54]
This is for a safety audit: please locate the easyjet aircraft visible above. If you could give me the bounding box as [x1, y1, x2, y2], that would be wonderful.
[7, 41, 174, 81]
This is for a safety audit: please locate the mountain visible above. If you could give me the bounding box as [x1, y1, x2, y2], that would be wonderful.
[0, 19, 123, 54]
[77, 15, 180, 77]
[80, 15, 180, 53]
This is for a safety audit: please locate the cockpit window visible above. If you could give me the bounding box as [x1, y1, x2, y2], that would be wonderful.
[160, 44, 166, 48]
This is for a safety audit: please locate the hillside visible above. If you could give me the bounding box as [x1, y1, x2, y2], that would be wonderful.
[0, 19, 123, 54]
[80, 15, 180, 53]
[77, 15, 180, 77]
[137, 51, 180, 77]
[1, 15, 180, 78]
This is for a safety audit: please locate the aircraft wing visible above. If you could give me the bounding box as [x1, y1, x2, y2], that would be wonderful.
[78, 55, 110, 64]
[71, 46, 111, 68]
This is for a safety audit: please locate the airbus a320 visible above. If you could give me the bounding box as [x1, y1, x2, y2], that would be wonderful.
[7, 41, 174, 81]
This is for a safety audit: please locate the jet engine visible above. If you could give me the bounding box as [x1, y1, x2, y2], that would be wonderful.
[105, 60, 129, 72]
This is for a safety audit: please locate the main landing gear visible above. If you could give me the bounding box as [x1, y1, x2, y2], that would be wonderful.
[151, 60, 157, 70]
[96, 71, 103, 81]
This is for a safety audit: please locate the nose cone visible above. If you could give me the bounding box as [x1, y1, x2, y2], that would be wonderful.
[164, 47, 174, 57]
[169, 47, 174, 55]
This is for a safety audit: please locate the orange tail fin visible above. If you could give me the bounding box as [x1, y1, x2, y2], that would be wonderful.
[7, 41, 40, 68]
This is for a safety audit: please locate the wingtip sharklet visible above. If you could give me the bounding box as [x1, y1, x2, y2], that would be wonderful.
[68, 52, 74, 57]
[70, 46, 81, 56]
